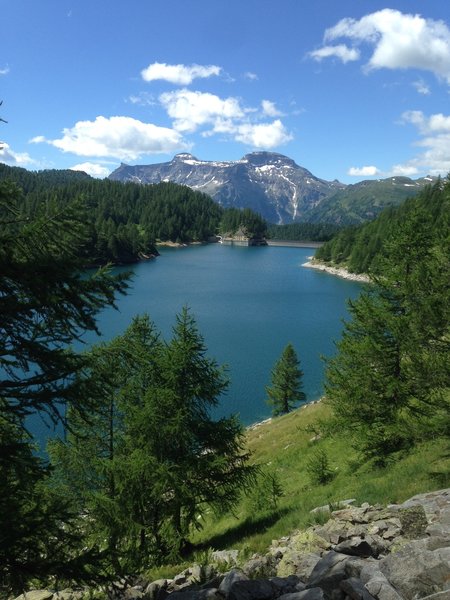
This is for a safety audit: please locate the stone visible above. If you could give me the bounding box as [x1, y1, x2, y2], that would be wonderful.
[144, 579, 169, 600]
[269, 575, 304, 595]
[398, 505, 429, 538]
[277, 551, 321, 580]
[14, 592, 54, 600]
[242, 554, 276, 578]
[364, 574, 403, 600]
[379, 540, 450, 599]
[218, 569, 249, 597]
[334, 537, 375, 558]
[340, 577, 376, 600]
[306, 551, 357, 596]
[278, 590, 324, 600]
[212, 550, 239, 567]
[227, 578, 275, 600]
[168, 590, 220, 600]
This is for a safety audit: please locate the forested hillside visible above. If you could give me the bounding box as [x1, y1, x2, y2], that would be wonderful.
[0, 164, 267, 266]
[315, 179, 448, 273]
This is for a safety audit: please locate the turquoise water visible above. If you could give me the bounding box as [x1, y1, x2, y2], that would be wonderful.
[30, 244, 364, 445]
[82, 243, 363, 425]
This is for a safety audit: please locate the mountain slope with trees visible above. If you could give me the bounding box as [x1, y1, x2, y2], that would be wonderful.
[315, 179, 448, 274]
[0, 164, 267, 266]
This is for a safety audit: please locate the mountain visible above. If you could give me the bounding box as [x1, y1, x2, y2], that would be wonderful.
[109, 152, 438, 225]
[306, 175, 438, 225]
[109, 152, 346, 224]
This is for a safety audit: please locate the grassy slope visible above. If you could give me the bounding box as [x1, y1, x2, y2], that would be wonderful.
[192, 401, 449, 556]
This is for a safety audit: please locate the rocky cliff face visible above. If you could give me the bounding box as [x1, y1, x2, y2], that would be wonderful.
[109, 153, 346, 224]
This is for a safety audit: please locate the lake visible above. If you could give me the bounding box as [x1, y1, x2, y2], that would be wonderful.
[83, 243, 363, 426]
[30, 243, 364, 446]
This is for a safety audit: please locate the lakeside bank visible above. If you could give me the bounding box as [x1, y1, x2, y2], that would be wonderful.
[302, 259, 371, 283]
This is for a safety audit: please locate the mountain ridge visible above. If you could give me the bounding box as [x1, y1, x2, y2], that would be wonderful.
[109, 152, 437, 225]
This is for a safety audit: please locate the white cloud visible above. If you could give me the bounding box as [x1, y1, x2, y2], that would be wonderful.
[159, 90, 293, 149]
[313, 9, 450, 83]
[390, 164, 419, 177]
[394, 109, 450, 175]
[127, 92, 156, 106]
[244, 71, 259, 81]
[31, 115, 190, 160]
[70, 162, 112, 178]
[141, 62, 221, 85]
[160, 89, 245, 133]
[348, 165, 380, 177]
[412, 79, 431, 95]
[0, 143, 36, 166]
[261, 100, 284, 117]
[0, 65, 10, 76]
[310, 44, 360, 64]
[234, 120, 293, 149]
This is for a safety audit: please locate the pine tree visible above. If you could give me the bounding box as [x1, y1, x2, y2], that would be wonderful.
[325, 202, 450, 464]
[266, 343, 306, 416]
[0, 181, 127, 595]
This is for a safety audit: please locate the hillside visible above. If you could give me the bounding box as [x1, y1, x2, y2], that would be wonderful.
[109, 152, 436, 225]
[0, 163, 265, 265]
[315, 178, 448, 273]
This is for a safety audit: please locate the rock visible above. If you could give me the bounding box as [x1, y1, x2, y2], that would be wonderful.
[398, 505, 429, 538]
[212, 550, 239, 567]
[227, 578, 275, 600]
[168, 590, 220, 600]
[144, 579, 169, 600]
[218, 569, 249, 597]
[277, 551, 321, 580]
[334, 537, 375, 558]
[340, 577, 376, 600]
[242, 554, 276, 578]
[379, 539, 450, 599]
[278, 590, 324, 600]
[364, 574, 403, 600]
[14, 592, 54, 600]
[269, 575, 305, 595]
[306, 551, 357, 597]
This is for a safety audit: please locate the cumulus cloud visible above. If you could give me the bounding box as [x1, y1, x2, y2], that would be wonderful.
[159, 89, 292, 149]
[234, 120, 293, 149]
[0, 65, 10, 76]
[312, 9, 450, 83]
[141, 62, 221, 85]
[160, 89, 246, 133]
[393, 109, 450, 175]
[244, 71, 259, 81]
[261, 100, 284, 117]
[309, 44, 360, 63]
[30, 115, 190, 161]
[0, 143, 36, 166]
[390, 164, 419, 177]
[348, 165, 380, 177]
[70, 162, 112, 178]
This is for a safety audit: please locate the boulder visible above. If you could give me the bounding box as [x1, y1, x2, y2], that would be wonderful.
[14, 592, 54, 600]
[340, 577, 376, 600]
[278, 590, 324, 600]
[379, 539, 450, 599]
[227, 578, 275, 600]
[218, 569, 249, 597]
[306, 551, 357, 597]
[364, 574, 403, 600]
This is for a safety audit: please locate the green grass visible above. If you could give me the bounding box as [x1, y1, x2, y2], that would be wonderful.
[145, 400, 448, 580]
[191, 401, 449, 556]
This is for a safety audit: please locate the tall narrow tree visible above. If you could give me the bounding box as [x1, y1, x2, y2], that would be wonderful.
[266, 343, 305, 416]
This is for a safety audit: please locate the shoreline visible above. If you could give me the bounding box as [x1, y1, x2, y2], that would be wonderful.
[302, 260, 371, 283]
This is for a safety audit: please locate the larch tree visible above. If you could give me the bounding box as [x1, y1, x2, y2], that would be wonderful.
[266, 343, 306, 416]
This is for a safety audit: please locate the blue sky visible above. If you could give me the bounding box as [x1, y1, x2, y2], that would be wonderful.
[1, 0, 450, 182]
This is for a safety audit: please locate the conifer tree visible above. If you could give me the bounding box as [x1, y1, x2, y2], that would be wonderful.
[266, 343, 305, 416]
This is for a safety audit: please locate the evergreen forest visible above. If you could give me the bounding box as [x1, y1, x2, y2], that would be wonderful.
[0, 164, 267, 266]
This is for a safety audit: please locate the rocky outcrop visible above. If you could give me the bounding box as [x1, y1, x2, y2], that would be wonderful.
[16, 489, 450, 600]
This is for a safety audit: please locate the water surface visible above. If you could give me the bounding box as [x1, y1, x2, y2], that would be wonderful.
[84, 244, 363, 425]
